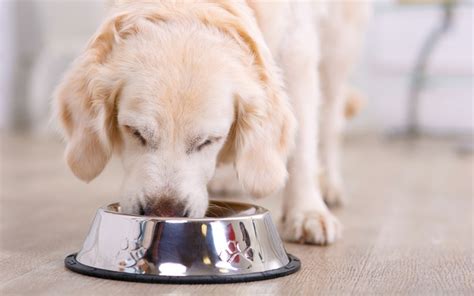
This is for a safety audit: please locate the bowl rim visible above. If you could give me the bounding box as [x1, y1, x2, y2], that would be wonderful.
[100, 199, 270, 222]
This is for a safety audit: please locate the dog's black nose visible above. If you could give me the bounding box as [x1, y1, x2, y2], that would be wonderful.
[143, 197, 188, 217]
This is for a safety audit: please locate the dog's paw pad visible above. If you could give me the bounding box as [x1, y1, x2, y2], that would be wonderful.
[279, 210, 342, 245]
[320, 173, 345, 207]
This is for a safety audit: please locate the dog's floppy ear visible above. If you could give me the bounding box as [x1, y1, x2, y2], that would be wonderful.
[53, 12, 136, 182]
[205, 3, 297, 198]
[231, 88, 296, 198]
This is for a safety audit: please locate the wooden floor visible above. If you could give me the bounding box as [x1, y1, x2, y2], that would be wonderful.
[1, 133, 472, 295]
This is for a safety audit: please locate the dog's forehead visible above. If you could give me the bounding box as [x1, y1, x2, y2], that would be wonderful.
[121, 72, 233, 113]
[119, 77, 234, 138]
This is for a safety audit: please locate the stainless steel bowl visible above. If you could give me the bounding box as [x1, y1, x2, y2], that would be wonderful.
[65, 200, 300, 284]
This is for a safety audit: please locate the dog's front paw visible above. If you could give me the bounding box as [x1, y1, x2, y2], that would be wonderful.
[280, 210, 342, 245]
[319, 172, 345, 207]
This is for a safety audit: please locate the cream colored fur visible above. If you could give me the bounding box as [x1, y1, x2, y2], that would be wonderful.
[54, 0, 370, 245]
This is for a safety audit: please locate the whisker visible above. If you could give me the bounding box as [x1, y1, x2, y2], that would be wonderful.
[206, 202, 237, 217]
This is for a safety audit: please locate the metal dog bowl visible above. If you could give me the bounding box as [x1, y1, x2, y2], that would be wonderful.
[65, 200, 300, 284]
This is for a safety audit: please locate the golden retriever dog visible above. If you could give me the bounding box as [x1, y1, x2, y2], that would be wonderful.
[54, 0, 370, 245]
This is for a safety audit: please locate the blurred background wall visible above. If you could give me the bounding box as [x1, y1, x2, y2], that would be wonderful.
[0, 0, 108, 131]
[351, 0, 473, 135]
[0, 0, 472, 136]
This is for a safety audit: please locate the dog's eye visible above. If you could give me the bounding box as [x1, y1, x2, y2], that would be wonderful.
[124, 125, 146, 145]
[197, 139, 212, 151]
[196, 137, 222, 152]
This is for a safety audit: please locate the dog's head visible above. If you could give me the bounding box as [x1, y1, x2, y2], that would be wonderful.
[54, 2, 296, 217]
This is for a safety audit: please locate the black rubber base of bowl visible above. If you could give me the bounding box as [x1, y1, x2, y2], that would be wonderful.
[65, 253, 300, 284]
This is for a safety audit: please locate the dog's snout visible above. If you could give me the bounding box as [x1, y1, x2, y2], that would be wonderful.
[143, 196, 188, 217]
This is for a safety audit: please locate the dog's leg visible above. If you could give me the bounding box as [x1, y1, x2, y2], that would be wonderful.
[278, 17, 341, 245]
[317, 1, 371, 207]
[318, 65, 348, 207]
